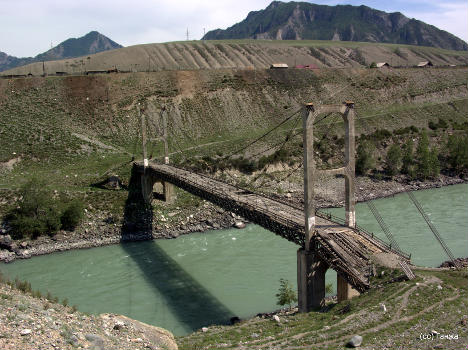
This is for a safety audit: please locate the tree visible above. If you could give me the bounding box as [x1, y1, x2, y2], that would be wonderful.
[428, 148, 440, 178]
[385, 144, 402, 176]
[276, 278, 297, 309]
[447, 134, 468, 174]
[416, 131, 431, 180]
[356, 140, 375, 175]
[60, 200, 84, 231]
[401, 138, 414, 177]
[7, 179, 61, 239]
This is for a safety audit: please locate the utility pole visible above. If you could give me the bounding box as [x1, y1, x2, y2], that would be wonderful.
[186, 28, 189, 41]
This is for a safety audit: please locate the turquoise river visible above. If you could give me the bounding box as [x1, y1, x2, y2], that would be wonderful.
[1, 184, 467, 336]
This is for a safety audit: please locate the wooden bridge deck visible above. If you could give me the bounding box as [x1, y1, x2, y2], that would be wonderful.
[137, 162, 409, 292]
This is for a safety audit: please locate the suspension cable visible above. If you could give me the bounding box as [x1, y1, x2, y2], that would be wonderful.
[224, 108, 302, 159]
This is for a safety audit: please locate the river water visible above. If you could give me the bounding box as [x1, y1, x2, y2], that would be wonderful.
[1, 184, 467, 336]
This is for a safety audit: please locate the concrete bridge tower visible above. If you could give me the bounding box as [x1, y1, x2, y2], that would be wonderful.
[297, 101, 358, 312]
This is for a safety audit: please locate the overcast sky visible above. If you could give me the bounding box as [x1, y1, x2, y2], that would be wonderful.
[1, 0, 467, 57]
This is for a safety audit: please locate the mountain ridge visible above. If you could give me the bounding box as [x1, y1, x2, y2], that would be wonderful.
[203, 1, 468, 51]
[0, 31, 122, 72]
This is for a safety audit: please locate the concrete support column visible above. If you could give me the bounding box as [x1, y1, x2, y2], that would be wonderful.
[303, 103, 316, 251]
[343, 102, 356, 228]
[337, 274, 360, 302]
[141, 174, 155, 205]
[297, 248, 328, 312]
[163, 182, 174, 203]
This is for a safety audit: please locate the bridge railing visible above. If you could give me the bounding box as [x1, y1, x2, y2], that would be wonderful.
[152, 163, 305, 243]
[316, 209, 411, 260]
[145, 161, 411, 259]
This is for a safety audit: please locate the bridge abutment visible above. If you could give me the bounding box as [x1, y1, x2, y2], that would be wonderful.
[141, 173, 175, 204]
[337, 274, 360, 302]
[297, 248, 328, 312]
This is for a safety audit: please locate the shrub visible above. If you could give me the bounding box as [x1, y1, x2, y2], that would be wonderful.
[60, 201, 84, 231]
[446, 134, 468, 174]
[402, 139, 415, 177]
[276, 278, 297, 309]
[385, 144, 402, 177]
[428, 121, 438, 130]
[356, 140, 375, 175]
[416, 131, 431, 179]
[7, 179, 61, 239]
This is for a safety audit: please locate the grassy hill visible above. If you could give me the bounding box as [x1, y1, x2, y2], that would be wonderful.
[0, 55, 467, 350]
[178, 268, 467, 349]
[0, 65, 467, 218]
[2, 40, 467, 76]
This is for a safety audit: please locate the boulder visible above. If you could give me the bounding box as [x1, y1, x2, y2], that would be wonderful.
[113, 320, 126, 330]
[101, 314, 178, 350]
[107, 175, 121, 189]
[234, 221, 246, 229]
[380, 303, 387, 312]
[230, 316, 241, 325]
[347, 335, 363, 347]
[0, 235, 13, 251]
[20, 329, 32, 336]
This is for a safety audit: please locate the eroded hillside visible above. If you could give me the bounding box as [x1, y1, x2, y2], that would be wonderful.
[3, 41, 468, 76]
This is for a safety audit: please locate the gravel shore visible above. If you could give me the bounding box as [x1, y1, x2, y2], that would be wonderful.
[0, 175, 465, 263]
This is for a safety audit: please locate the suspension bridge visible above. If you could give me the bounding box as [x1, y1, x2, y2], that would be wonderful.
[132, 99, 460, 312]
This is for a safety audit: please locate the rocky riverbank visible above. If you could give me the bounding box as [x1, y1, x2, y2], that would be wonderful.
[0, 282, 178, 350]
[0, 174, 465, 263]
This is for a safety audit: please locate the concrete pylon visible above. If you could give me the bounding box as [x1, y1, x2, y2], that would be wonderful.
[297, 248, 329, 311]
[161, 106, 174, 204]
[337, 274, 360, 302]
[299, 101, 357, 313]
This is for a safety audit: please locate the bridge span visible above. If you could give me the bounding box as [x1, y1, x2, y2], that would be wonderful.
[134, 101, 411, 311]
[135, 162, 409, 301]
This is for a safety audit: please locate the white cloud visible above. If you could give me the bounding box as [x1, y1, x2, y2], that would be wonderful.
[405, 2, 468, 43]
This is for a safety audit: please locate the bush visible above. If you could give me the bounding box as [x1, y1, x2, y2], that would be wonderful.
[276, 278, 297, 309]
[7, 179, 61, 239]
[7, 179, 84, 239]
[401, 139, 414, 177]
[416, 131, 431, 179]
[385, 144, 402, 177]
[446, 134, 468, 174]
[60, 201, 84, 231]
[356, 140, 375, 175]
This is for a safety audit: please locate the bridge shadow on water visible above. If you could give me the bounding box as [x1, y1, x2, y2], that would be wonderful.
[120, 166, 235, 332]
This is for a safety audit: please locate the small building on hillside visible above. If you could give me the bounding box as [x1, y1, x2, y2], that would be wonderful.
[417, 61, 433, 67]
[270, 63, 288, 69]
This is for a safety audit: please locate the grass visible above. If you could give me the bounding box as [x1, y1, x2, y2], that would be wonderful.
[178, 269, 467, 349]
[0, 66, 467, 237]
